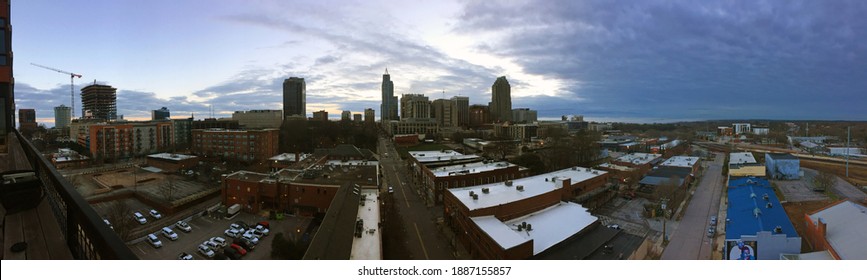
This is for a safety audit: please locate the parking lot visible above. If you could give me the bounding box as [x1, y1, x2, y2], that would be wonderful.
[130, 211, 313, 260]
[772, 171, 829, 202]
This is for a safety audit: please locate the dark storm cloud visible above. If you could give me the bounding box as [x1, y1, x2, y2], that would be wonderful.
[456, 0, 867, 120]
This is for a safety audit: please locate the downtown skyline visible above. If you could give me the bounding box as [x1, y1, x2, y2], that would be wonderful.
[10, 0, 867, 127]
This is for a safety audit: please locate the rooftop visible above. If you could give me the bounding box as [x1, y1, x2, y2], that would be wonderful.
[448, 167, 607, 211]
[303, 183, 358, 260]
[766, 153, 798, 160]
[146, 153, 197, 161]
[726, 177, 798, 239]
[614, 153, 661, 166]
[596, 163, 634, 172]
[325, 160, 379, 166]
[472, 202, 597, 255]
[350, 189, 382, 260]
[807, 200, 867, 260]
[729, 152, 757, 165]
[431, 161, 515, 177]
[659, 156, 700, 168]
[269, 153, 311, 162]
[410, 150, 482, 165]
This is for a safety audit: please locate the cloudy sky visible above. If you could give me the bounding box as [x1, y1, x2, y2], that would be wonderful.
[11, 0, 867, 127]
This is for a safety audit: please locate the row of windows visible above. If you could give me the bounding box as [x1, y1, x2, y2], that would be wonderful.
[196, 134, 257, 139]
[435, 173, 516, 189]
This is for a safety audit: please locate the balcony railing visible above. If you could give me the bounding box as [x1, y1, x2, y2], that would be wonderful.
[14, 130, 137, 259]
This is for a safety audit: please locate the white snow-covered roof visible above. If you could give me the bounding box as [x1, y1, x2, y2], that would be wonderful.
[409, 150, 482, 164]
[431, 161, 515, 177]
[729, 152, 757, 165]
[449, 167, 607, 211]
[350, 189, 382, 260]
[596, 163, 633, 172]
[146, 153, 197, 161]
[472, 202, 597, 254]
[659, 156, 700, 168]
[808, 201, 867, 260]
[614, 153, 661, 165]
[269, 153, 311, 162]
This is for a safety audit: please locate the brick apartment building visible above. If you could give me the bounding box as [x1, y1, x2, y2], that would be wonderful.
[443, 167, 608, 259]
[421, 160, 528, 204]
[85, 120, 174, 159]
[803, 200, 867, 260]
[191, 128, 278, 162]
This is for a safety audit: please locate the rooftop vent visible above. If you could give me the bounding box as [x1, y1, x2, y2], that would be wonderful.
[766, 202, 773, 208]
[753, 208, 762, 217]
[516, 185, 524, 191]
[774, 226, 782, 234]
[750, 193, 757, 199]
[763, 194, 769, 201]
[482, 188, 490, 194]
[505, 180, 513, 186]
[586, 168, 591, 172]
[472, 194, 479, 200]
[572, 167, 577, 170]
[592, 171, 599, 174]
[545, 178, 549, 182]
[525, 223, 532, 231]
[469, 191, 475, 197]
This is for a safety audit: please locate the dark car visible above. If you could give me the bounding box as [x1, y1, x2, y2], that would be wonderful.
[224, 246, 242, 260]
[233, 238, 255, 251]
[234, 221, 250, 231]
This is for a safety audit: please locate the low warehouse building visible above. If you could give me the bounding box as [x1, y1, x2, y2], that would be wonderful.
[725, 177, 801, 260]
[765, 153, 800, 180]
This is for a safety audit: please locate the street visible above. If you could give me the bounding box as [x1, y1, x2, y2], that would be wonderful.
[377, 135, 455, 260]
[661, 152, 725, 260]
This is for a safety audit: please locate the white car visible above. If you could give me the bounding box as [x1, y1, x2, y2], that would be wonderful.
[149, 209, 162, 219]
[161, 227, 178, 241]
[254, 225, 269, 236]
[133, 212, 147, 225]
[175, 220, 192, 232]
[104, 219, 113, 229]
[210, 236, 227, 247]
[241, 233, 259, 245]
[147, 234, 162, 248]
[178, 252, 194, 260]
[197, 244, 215, 258]
[246, 229, 264, 239]
[224, 229, 241, 238]
[203, 240, 220, 250]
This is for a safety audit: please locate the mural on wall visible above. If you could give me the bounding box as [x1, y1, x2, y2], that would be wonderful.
[727, 240, 757, 260]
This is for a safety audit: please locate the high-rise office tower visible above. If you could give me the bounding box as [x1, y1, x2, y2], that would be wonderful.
[283, 77, 306, 118]
[152, 107, 170, 120]
[451, 96, 469, 127]
[432, 99, 458, 127]
[341, 110, 351, 121]
[54, 104, 71, 129]
[490, 76, 512, 123]
[81, 83, 118, 121]
[312, 110, 328, 121]
[381, 69, 398, 121]
[400, 94, 431, 119]
[364, 108, 375, 124]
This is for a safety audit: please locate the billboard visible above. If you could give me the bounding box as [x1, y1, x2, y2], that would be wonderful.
[726, 240, 758, 260]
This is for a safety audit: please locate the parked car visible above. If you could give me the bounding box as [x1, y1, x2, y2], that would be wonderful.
[254, 224, 269, 236]
[246, 228, 264, 239]
[203, 240, 220, 250]
[707, 226, 716, 238]
[229, 243, 247, 256]
[149, 209, 162, 219]
[161, 227, 178, 241]
[178, 252, 193, 260]
[210, 236, 227, 248]
[223, 246, 242, 260]
[608, 224, 621, 230]
[242, 232, 260, 245]
[233, 238, 255, 251]
[175, 220, 192, 232]
[104, 218, 113, 229]
[224, 228, 242, 238]
[229, 223, 244, 231]
[197, 244, 215, 258]
[133, 212, 147, 225]
[234, 221, 250, 231]
[710, 215, 718, 226]
[147, 234, 162, 248]
[388, 186, 394, 194]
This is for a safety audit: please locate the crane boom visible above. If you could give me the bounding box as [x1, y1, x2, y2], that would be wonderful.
[30, 63, 83, 119]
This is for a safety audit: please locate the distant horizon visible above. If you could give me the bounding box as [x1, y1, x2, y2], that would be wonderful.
[11, 1, 867, 126]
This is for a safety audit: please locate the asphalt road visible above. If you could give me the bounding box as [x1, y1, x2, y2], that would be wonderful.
[378, 136, 454, 260]
[661, 152, 725, 260]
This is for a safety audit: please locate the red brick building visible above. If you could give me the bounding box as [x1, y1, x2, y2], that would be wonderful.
[222, 165, 378, 216]
[192, 128, 278, 162]
[803, 200, 867, 260]
[421, 160, 528, 204]
[443, 167, 608, 259]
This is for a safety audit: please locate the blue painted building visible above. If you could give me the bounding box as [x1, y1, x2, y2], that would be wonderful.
[725, 177, 801, 260]
[765, 153, 800, 180]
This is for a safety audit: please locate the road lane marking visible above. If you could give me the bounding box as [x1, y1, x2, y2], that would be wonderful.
[414, 223, 430, 260]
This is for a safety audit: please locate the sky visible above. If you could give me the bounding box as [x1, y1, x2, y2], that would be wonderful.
[11, 0, 867, 128]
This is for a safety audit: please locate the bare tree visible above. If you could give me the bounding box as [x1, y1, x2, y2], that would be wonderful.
[158, 176, 176, 202]
[106, 201, 134, 241]
[811, 171, 836, 193]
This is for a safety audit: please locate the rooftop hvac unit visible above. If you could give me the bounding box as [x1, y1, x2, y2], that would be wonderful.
[472, 194, 479, 200]
[516, 185, 524, 191]
[592, 171, 599, 174]
[516, 224, 523, 231]
[469, 191, 475, 197]
[766, 202, 773, 208]
[572, 167, 577, 170]
[505, 180, 513, 186]
[753, 208, 762, 217]
[585, 168, 591, 172]
[774, 226, 782, 234]
[525, 223, 532, 231]
[482, 188, 490, 194]
[750, 193, 757, 199]
[545, 178, 549, 182]
[763, 194, 769, 201]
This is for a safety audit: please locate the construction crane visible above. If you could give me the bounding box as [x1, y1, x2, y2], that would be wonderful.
[30, 63, 83, 118]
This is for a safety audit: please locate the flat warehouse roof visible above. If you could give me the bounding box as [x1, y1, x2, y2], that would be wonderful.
[431, 161, 515, 177]
[726, 177, 798, 239]
[449, 167, 607, 211]
[614, 153, 661, 165]
[473, 202, 597, 255]
[659, 156, 699, 168]
[730, 152, 757, 165]
[147, 153, 197, 161]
